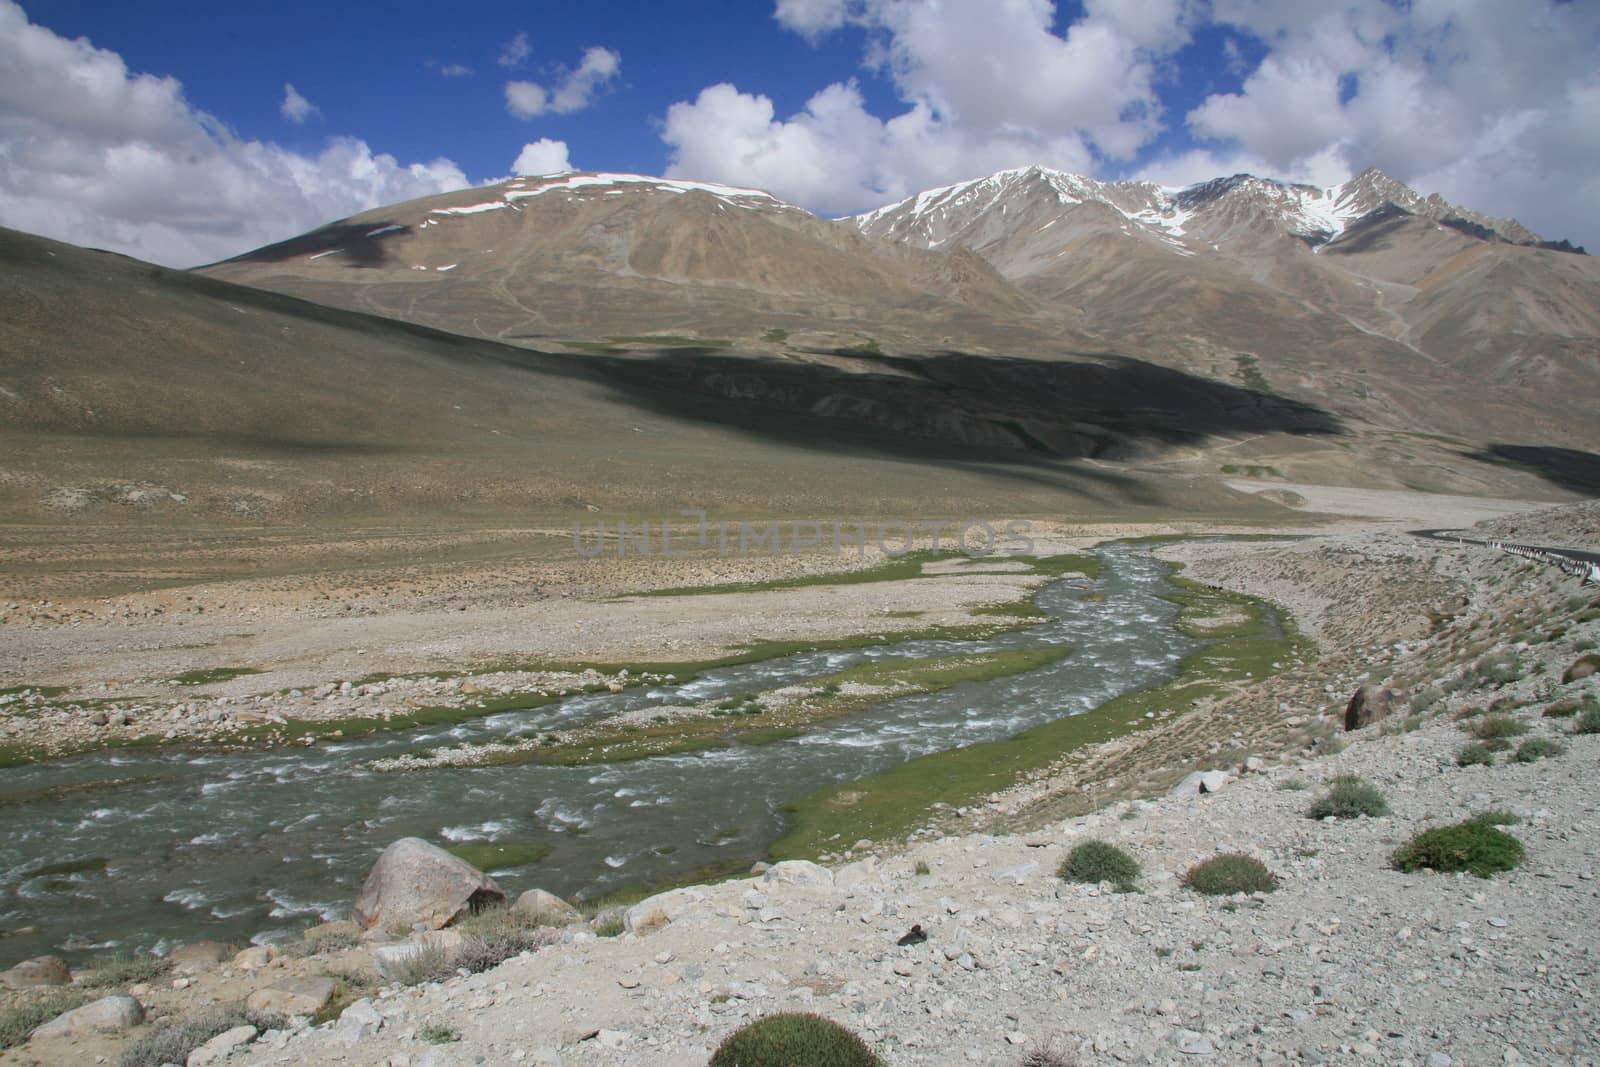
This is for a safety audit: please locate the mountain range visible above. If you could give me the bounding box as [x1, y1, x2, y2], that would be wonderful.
[2, 163, 1596, 525]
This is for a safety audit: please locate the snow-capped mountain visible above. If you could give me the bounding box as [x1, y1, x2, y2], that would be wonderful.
[852, 165, 1571, 257]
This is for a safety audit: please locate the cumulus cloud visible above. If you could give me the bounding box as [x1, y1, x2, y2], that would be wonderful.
[498, 31, 531, 69]
[0, 1, 467, 267]
[511, 138, 572, 176]
[425, 59, 472, 77]
[280, 83, 317, 124]
[666, 0, 1190, 216]
[505, 46, 621, 118]
[1190, 0, 1600, 247]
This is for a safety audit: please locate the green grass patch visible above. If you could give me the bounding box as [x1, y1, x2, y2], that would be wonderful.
[772, 580, 1310, 859]
[0, 685, 69, 699]
[1573, 706, 1600, 734]
[1514, 737, 1566, 763]
[1456, 742, 1495, 767]
[709, 1012, 884, 1067]
[761, 328, 789, 343]
[737, 727, 805, 746]
[632, 549, 963, 598]
[443, 840, 552, 870]
[169, 666, 263, 686]
[607, 335, 731, 348]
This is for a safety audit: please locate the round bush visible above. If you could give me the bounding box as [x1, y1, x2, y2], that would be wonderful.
[1058, 840, 1140, 892]
[1513, 737, 1566, 763]
[709, 1012, 884, 1067]
[1182, 853, 1277, 896]
[1455, 742, 1494, 767]
[1306, 776, 1389, 820]
[1573, 707, 1600, 735]
[1392, 821, 1525, 878]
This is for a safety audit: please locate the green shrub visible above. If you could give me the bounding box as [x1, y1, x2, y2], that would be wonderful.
[0, 992, 90, 1050]
[119, 1007, 285, 1067]
[1409, 686, 1444, 713]
[1392, 820, 1525, 878]
[1058, 841, 1140, 892]
[1573, 707, 1600, 735]
[1182, 853, 1278, 896]
[1452, 705, 1486, 721]
[709, 1012, 884, 1067]
[1455, 743, 1495, 767]
[1467, 809, 1521, 827]
[1468, 715, 1531, 741]
[1307, 776, 1389, 819]
[1476, 650, 1525, 685]
[420, 1024, 461, 1044]
[1514, 737, 1566, 763]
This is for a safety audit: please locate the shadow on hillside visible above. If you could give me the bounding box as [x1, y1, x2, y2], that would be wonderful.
[533, 346, 1342, 496]
[207, 221, 409, 268]
[1466, 444, 1600, 496]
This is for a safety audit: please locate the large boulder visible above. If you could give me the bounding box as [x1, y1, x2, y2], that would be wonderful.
[31, 994, 144, 1039]
[245, 976, 336, 1017]
[1171, 770, 1231, 797]
[1, 956, 70, 989]
[352, 837, 504, 933]
[762, 860, 834, 890]
[623, 887, 706, 935]
[1344, 685, 1403, 731]
[168, 940, 232, 974]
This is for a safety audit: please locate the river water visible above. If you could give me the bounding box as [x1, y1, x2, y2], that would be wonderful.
[0, 545, 1190, 965]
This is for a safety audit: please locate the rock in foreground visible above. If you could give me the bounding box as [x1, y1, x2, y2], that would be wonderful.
[352, 837, 504, 932]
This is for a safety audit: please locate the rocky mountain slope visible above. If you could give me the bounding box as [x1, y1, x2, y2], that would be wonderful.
[188, 166, 1600, 501]
[199, 172, 1045, 353]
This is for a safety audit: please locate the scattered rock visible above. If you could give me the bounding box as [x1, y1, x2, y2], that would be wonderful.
[186, 1024, 257, 1066]
[511, 888, 581, 925]
[335, 998, 383, 1043]
[231, 945, 274, 970]
[352, 837, 505, 932]
[762, 860, 834, 889]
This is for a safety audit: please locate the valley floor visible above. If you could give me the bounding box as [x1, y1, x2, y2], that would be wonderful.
[2, 488, 1597, 1066]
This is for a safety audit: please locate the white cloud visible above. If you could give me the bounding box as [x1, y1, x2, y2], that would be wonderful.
[0, 1, 467, 267]
[498, 31, 531, 69]
[511, 138, 572, 176]
[280, 83, 317, 124]
[505, 46, 621, 118]
[426, 59, 472, 77]
[774, 0, 849, 40]
[665, 0, 1188, 216]
[663, 81, 1093, 217]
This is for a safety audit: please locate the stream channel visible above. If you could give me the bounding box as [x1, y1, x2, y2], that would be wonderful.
[1, 544, 1201, 965]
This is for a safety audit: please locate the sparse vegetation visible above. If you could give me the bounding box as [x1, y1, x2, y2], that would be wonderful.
[169, 666, 262, 686]
[1572, 706, 1600, 734]
[1475, 650, 1525, 685]
[0, 992, 90, 1050]
[420, 1023, 461, 1044]
[1456, 742, 1495, 767]
[1467, 714, 1531, 741]
[1182, 853, 1278, 895]
[1058, 840, 1140, 892]
[80, 952, 171, 989]
[708, 1012, 884, 1067]
[1562, 653, 1600, 684]
[1392, 819, 1525, 878]
[1514, 737, 1566, 762]
[1307, 775, 1389, 819]
[388, 904, 561, 985]
[118, 1007, 285, 1067]
[914, 859, 931, 876]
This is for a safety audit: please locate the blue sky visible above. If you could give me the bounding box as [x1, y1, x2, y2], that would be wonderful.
[2, 0, 1596, 266]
